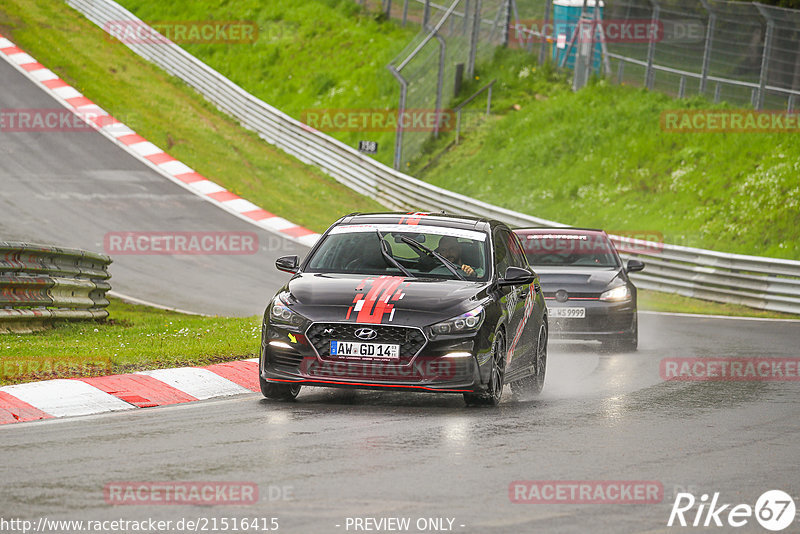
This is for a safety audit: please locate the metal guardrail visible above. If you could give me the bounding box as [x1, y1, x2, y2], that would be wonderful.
[66, 0, 800, 315]
[0, 242, 112, 332]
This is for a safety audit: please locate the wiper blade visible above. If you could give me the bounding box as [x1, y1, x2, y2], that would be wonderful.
[399, 235, 466, 281]
[376, 230, 415, 278]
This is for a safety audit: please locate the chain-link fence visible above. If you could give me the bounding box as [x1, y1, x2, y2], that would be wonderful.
[360, 0, 511, 169]
[360, 0, 800, 168]
[522, 0, 800, 109]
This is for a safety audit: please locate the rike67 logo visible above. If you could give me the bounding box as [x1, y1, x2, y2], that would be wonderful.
[668, 490, 796, 531]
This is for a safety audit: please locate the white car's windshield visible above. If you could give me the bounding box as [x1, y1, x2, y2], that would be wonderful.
[521, 233, 620, 268]
[305, 224, 490, 281]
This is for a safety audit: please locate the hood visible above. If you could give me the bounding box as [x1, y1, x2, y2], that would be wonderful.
[282, 273, 489, 326]
[534, 267, 623, 295]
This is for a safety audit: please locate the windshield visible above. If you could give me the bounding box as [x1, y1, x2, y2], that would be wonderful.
[305, 223, 490, 281]
[521, 233, 619, 268]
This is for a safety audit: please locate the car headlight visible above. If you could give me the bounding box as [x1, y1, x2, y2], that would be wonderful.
[269, 294, 304, 326]
[600, 285, 631, 302]
[430, 306, 485, 336]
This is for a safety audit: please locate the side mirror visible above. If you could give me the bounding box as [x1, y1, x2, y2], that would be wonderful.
[276, 255, 299, 274]
[498, 266, 534, 287]
[626, 259, 645, 273]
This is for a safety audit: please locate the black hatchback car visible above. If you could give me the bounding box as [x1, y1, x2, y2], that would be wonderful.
[514, 228, 644, 351]
[260, 212, 548, 405]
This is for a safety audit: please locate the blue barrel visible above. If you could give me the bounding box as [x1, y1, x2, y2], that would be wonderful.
[552, 0, 604, 72]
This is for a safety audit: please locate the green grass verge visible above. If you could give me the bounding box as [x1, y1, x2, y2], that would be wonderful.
[0, 298, 259, 386]
[413, 49, 800, 260]
[638, 289, 800, 320]
[0, 0, 384, 233]
[106, 0, 799, 260]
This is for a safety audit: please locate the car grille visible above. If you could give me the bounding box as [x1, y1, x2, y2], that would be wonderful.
[306, 323, 427, 362]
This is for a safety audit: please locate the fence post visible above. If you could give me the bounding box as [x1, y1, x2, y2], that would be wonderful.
[617, 60, 624, 84]
[755, 5, 774, 111]
[388, 66, 407, 170]
[386, 0, 392, 19]
[538, 0, 552, 65]
[502, 0, 512, 47]
[699, 0, 715, 94]
[402, 0, 409, 26]
[434, 33, 446, 138]
[423, 0, 431, 27]
[645, 0, 661, 90]
[468, 0, 482, 76]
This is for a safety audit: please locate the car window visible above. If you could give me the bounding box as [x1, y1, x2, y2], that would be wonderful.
[305, 224, 490, 281]
[507, 231, 528, 268]
[520, 232, 620, 268]
[493, 228, 513, 277]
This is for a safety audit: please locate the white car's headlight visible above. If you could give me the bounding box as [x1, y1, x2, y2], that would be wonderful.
[600, 285, 631, 302]
[430, 306, 485, 336]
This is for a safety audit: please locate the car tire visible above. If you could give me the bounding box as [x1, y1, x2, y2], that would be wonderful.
[464, 331, 506, 406]
[512, 323, 547, 399]
[260, 373, 301, 400]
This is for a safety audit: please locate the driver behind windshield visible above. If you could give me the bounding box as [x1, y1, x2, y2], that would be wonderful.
[429, 236, 482, 278]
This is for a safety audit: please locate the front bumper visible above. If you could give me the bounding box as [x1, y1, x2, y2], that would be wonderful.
[546, 299, 636, 340]
[260, 322, 492, 394]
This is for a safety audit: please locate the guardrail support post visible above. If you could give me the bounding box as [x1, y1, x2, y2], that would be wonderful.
[402, 0, 409, 25]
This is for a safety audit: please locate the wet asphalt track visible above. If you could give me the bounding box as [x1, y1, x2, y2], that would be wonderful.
[1, 47, 799, 534]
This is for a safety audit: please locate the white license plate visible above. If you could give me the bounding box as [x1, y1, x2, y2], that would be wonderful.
[330, 341, 400, 359]
[548, 307, 586, 318]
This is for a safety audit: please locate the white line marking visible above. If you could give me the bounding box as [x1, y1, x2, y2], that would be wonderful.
[223, 198, 260, 213]
[158, 160, 193, 176]
[107, 290, 208, 316]
[51, 86, 83, 99]
[127, 141, 163, 157]
[188, 180, 226, 195]
[135, 368, 251, 400]
[639, 310, 800, 323]
[0, 380, 134, 418]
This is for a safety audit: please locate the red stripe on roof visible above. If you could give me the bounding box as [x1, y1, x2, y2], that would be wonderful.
[79, 374, 198, 408]
[0, 392, 52, 425]
[204, 361, 259, 393]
